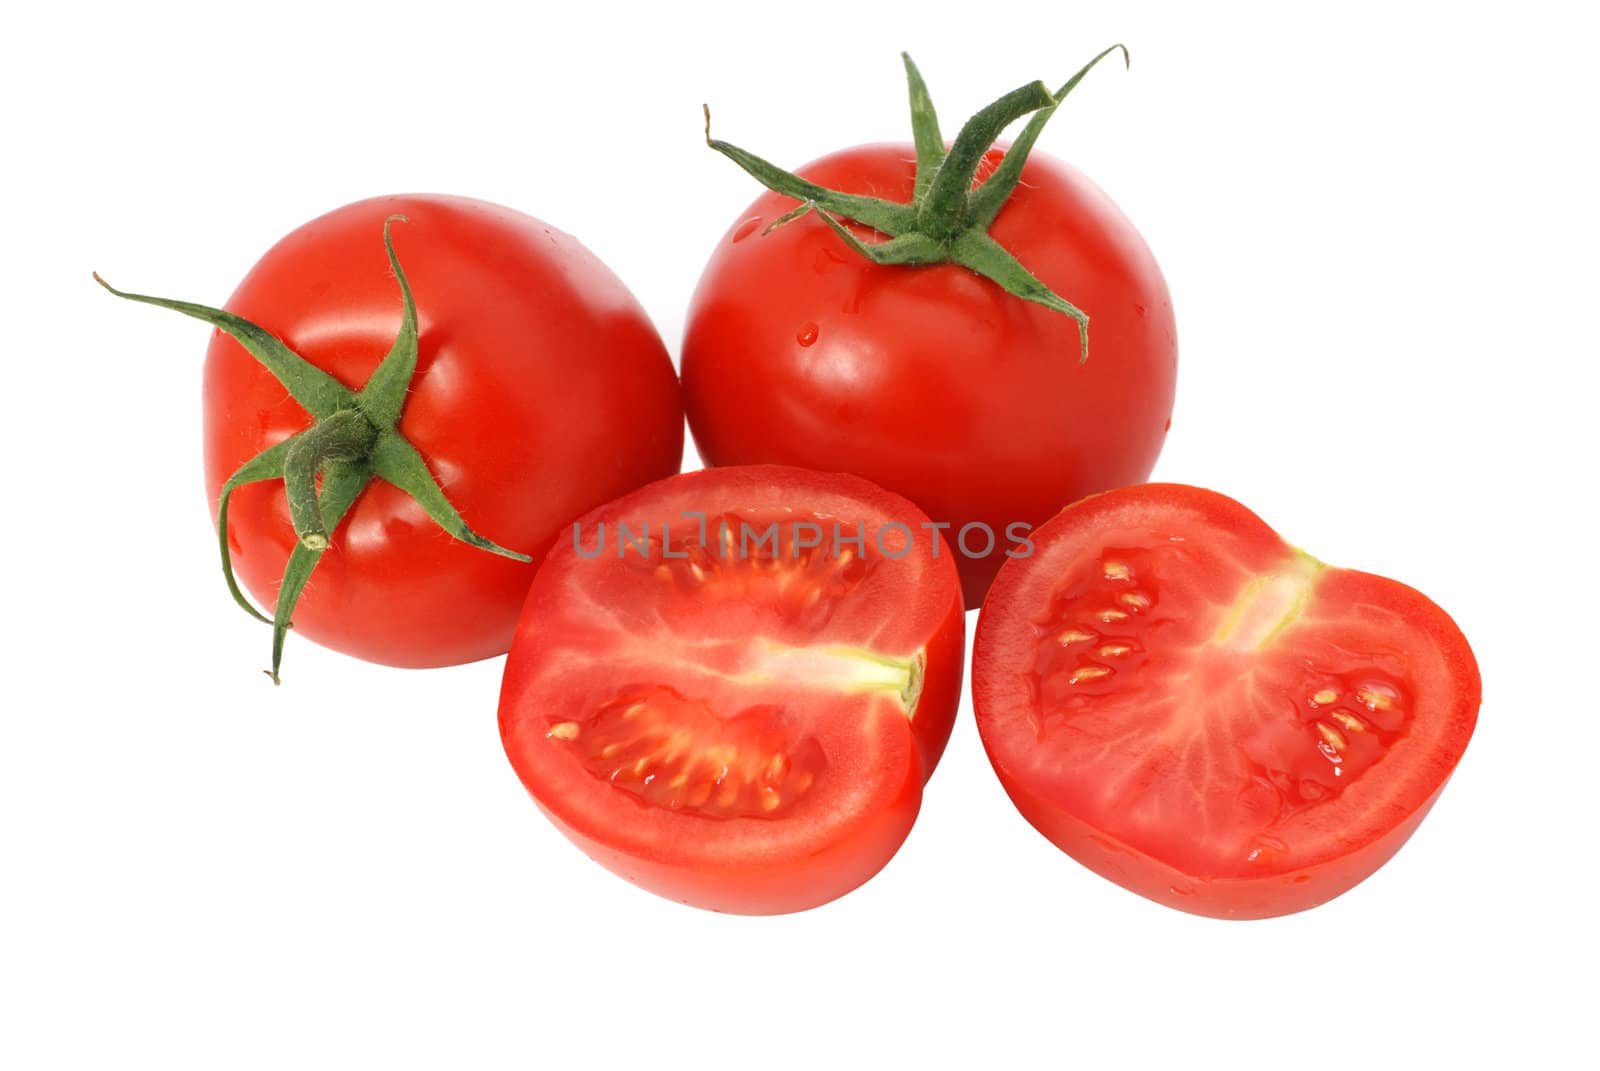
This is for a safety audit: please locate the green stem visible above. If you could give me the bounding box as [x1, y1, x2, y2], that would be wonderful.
[282, 409, 378, 550]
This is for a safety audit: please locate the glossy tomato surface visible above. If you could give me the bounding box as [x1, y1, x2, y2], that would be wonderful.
[498, 465, 965, 914]
[205, 194, 682, 668]
[973, 484, 1480, 919]
[682, 144, 1176, 607]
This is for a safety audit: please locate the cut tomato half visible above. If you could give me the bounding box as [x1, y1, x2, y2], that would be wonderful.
[499, 465, 965, 914]
[974, 484, 1480, 919]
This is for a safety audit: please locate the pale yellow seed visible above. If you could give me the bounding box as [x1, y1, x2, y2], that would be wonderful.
[760, 789, 782, 812]
[1357, 688, 1396, 711]
[1312, 689, 1338, 705]
[653, 564, 672, 581]
[1098, 644, 1132, 657]
[1097, 608, 1129, 623]
[660, 729, 694, 763]
[1119, 591, 1151, 609]
[803, 585, 822, 606]
[1331, 710, 1365, 734]
[1057, 628, 1095, 645]
[1316, 722, 1347, 751]
[630, 756, 652, 777]
[837, 548, 855, 568]
[1072, 665, 1111, 682]
[623, 703, 646, 719]
[793, 771, 815, 794]
[1103, 560, 1131, 580]
[601, 742, 624, 758]
[716, 781, 740, 808]
[766, 753, 789, 781]
[546, 721, 580, 741]
[689, 562, 707, 582]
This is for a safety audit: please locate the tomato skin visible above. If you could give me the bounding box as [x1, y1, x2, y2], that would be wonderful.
[682, 144, 1176, 607]
[988, 740, 1455, 920]
[973, 484, 1480, 919]
[498, 465, 965, 914]
[204, 194, 682, 668]
[531, 758, 924, 916]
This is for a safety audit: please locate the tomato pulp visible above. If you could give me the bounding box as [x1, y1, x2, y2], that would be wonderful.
[683, 144, 1176, 607]
[204, 194, 682, 668]
[498, 466, 965, 914]
[973, 484, 1480, 918]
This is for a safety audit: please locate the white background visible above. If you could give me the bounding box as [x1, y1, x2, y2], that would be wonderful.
[4, 1, 1595, 1067]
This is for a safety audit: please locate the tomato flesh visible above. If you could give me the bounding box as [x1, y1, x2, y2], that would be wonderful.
[499, 466, 965, 914]
[974, 484, 1479, 918]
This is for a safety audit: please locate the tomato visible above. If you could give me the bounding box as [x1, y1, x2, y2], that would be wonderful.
[683, 53, 1176, 607]
[973, 484, 1480, 919]
[498, 465, 965, 914]
[106, 194, 682, 676]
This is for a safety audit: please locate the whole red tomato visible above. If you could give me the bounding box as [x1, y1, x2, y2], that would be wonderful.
[105, 194, 683, 677]
[682, 51, 1176, 606]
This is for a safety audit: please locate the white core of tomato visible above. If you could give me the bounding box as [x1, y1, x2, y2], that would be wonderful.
[743, 641, 924, 716]
[1212, 551, 1326, 652]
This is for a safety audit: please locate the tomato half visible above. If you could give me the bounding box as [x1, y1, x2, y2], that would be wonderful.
[205, 194, 682, 668]
[973, 484, 1480, 919]
[498, 465, 965, 914]
[682, 144, 1176, 607]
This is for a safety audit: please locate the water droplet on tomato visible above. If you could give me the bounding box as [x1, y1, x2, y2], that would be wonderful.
[814, 245, 848, 274]
[796, 322, 819, 347]
[731, 217, 762, 243]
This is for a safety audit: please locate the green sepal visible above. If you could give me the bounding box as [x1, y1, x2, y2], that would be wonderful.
[92, 274, 354, 418]
[901, 53, 945, 204]
[704, 106, 918, 237]
[809, 207, 947, 266]
[916, 79, 1055, 239]
[266, 459, 372, 685]
[368, 432, 532, 562]
[952, 230, 1089, 358]
[356, 217, 420, 428]
[217, 436, 297, 624]
[968, 44, 1130, 229]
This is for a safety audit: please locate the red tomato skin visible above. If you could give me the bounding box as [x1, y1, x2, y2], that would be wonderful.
[908, 588, 966, 777]
[531, 771, 924, 916]
[204, 194, 683, 668]
[974, 484, 1481, 919]
[988, 746, 1454, 920]
[682, 143, 1177, 607]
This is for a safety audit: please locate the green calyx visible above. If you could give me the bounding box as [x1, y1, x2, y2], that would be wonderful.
[95, 216, 531, 683]
[703, 44, 1129, 361]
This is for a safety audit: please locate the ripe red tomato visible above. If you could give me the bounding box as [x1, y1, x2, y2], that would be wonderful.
[195, 194, 682, 671]
[498, 465, 965, 914]
[682, 143, 1176, 607]
[973, 484, 1480, 919]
